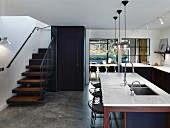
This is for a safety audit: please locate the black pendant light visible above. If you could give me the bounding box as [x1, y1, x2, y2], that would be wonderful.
[122, 0, 129, 48]
[117, 10, 122, 49]
[113, 16, 118, 49]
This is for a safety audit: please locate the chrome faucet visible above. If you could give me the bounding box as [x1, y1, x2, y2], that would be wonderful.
[131, 81, 141, 91]
[130, 81, 141, 96]
[123, 61, 134, 86]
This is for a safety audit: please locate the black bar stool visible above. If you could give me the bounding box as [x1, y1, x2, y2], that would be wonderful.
[89, 66, 97, 79]
[99, 66, 106, 72]
[91, 77, 101, 89]
[88, 100, 104, 128]
[107, 66, 116, 72]
[91, 82, 101, 89]
[89, 88, 103, 104]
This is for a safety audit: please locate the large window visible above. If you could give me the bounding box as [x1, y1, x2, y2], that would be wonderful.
[124, 38, 150, 63]
[89, 38, 150, 64]
[89, 39, 118, 64]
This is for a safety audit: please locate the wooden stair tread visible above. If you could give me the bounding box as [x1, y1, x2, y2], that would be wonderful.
[30, 59, 50, 60]
[13, 87, 43, 92]
[33, 53, 45, 55]
[38, 48, 48, 53]
[26, 65, 50, 68]
[39, 48, 48, 50]
[17, 79, 46, 83]
[22, 71, 48, 75]
[8, 96, 40, 102]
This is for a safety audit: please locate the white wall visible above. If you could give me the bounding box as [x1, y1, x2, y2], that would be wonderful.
[0, 16, 51, 110]
[86, 30, 90, 84]
[160, 28, 170, 66]
[86, 29, 161, 83]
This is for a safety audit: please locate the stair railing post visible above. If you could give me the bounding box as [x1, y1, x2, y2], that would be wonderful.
[39, 37, 54, 101]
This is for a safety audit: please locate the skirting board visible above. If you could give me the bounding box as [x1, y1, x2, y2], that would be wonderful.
[0, 103, 8, 111]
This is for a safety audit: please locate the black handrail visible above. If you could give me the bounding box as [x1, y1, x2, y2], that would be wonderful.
[6, 26, 50, 68]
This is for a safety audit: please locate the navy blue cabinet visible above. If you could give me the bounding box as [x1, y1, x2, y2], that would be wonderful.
[126, 112, 168, 128]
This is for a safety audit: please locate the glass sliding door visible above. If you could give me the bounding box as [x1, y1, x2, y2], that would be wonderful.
[108, 39, 118, 63]
[89, 38, 150, 64]
[89, 38, 118, 64]
[89, 39, 107, 64]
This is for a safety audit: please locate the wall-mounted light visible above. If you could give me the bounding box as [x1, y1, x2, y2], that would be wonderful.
[0, 37, 11, 45]
[159, 17, 164, 25]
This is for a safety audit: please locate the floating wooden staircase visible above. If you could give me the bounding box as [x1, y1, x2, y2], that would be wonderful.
[26, 65, 50, 69]
[22, 71, 48, 76]
[7, 96, 41, 103]
[13, 87, 43, 93]
[7, 48, 51, 105]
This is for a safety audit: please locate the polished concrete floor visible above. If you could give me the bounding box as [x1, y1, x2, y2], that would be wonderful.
[0, 84, 103, 128]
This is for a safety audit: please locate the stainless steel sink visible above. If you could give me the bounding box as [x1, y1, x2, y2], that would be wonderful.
[128, 84, 147, 88]
[131, 87, 158, 95]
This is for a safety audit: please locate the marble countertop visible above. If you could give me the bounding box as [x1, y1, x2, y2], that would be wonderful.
[120, 63, 151, 67]
[120, 63, 170, 73]
[90, 63, 118, 67]
[152, 66, 170, 73]
[100, 73, 170, 107]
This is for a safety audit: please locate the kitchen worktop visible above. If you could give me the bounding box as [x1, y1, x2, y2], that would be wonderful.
[152, 65, 170, 73]
[120, 63, 170, 73]
[100, 73, 170, 107]
[120, 63, 151, 67]
[90, 63, 118, 67]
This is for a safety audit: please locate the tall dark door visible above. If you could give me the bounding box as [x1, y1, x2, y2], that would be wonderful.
[55, 26, 85, 91]
[58, 37, 79, 90]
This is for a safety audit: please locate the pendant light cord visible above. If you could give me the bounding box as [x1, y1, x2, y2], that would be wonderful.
[114, 17, 118, 41]
[122, 0, 129, 42]
[124, 5, 126, 40]
[115, 19, 117, 40]
[119, 13, 120, 44]
[117, 10, 122, 46]
[113, 16, 118, 47]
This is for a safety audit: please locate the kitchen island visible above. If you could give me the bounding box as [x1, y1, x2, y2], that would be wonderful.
[120, 63, 170, 74]
[100, 73, 170, 128]
[120, 63, 170, 94]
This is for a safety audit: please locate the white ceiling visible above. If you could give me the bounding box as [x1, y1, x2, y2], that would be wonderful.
[1, 0, 170, 30]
